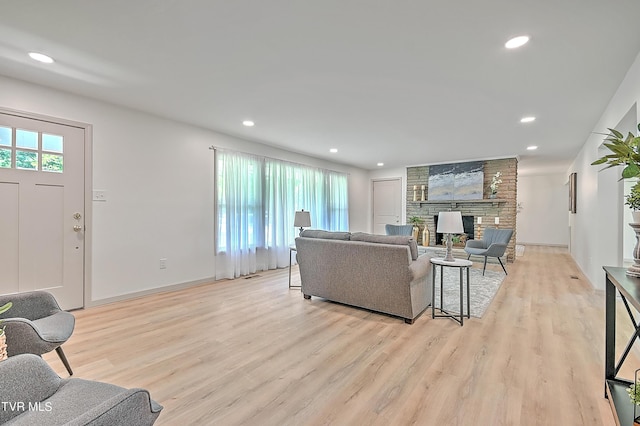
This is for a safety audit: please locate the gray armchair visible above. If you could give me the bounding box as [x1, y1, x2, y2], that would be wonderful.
[0, 291, 75, 375]
[464, 227, 513, 275]
[385, 224, 413, 236]
[0, 354, 163, 425]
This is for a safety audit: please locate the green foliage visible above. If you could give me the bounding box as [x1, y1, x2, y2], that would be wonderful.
[16, 151, 37, 170]
[592, 124, 640, 180]
[628, 381, 640, 405]
[0, 302, 11, 316]
[0, 301, 12, 336]
[626, 182, 640, 210]
[409, 216, 423, 225]
[0, 148, 10, 168]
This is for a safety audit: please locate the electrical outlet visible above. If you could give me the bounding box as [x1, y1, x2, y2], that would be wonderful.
[159, 258, 167, 269]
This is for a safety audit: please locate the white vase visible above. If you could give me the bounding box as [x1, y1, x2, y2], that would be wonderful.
[633, 211, 640, 224]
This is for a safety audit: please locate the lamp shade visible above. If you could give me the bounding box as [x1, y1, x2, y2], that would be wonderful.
[294, 210, 311, 228]
[436, 211, 464, 234]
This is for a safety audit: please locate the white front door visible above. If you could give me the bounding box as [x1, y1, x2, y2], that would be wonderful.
[0, 113, 85, 310]
[372, 178, 403, 235]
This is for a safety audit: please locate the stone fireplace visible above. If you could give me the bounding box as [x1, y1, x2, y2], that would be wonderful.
[406, 158, 518, 262]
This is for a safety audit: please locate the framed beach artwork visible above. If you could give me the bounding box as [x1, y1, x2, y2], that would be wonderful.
[428, 161, 484, 201]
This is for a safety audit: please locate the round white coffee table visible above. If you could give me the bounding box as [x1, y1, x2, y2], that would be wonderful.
[430, 257, 473, 326]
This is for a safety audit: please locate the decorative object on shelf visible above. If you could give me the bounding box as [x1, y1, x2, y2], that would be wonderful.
[413, 185, 418, 202]
[592, 124, 640, 276]
[409, 216, 423, 242]
[436, 211, 464, 262]
[0, 301, 13, 361]
[422, 225, 430, 246]
[628, 223, 640, 277]
[294, 210, 311, 235]
[489, 171, 502, 199]
[421, 185, 426, 201]
[628, 369, 640, 425]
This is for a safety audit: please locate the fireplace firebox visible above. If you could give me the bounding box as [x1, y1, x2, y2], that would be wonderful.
[434, 215, 474, 245]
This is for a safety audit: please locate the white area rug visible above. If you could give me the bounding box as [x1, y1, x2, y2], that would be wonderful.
[432, 267, 505, 318]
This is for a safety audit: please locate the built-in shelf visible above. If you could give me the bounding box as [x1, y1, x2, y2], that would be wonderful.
[410, 199, 507, 208]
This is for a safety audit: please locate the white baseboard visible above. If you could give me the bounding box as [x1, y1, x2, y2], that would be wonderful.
[516, 242, 568, 247]
[84, 276, 217, 308]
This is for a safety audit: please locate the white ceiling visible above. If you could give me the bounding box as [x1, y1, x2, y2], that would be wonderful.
[1, 1, 639, 174]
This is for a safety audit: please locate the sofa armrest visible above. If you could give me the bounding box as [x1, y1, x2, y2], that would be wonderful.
[0, 354, 62, 424]
[67, 388, 163, 426]
[408, 254, 433, 281]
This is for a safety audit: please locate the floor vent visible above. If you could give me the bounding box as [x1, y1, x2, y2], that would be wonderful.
[570, 275, 579, 280]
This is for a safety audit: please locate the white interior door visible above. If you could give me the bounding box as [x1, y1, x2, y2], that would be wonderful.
[372, 178, 402, 235]
[0, 113, 85, 310]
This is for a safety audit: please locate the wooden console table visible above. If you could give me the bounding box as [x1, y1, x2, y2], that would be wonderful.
[604, 266, 640, 424]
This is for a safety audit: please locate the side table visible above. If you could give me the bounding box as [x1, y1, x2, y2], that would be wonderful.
[430, 257, 472, 326]
[289, 245, 300, 289]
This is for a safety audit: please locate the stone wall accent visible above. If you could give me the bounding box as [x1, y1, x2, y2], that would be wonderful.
[406, 158, 517, 262]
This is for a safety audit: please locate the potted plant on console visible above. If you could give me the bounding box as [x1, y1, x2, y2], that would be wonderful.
[592, 124, 640, 276]
[627, 182, 640, 223]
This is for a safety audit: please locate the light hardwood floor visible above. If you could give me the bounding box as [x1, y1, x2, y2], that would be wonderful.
[43, 246, 632, 425]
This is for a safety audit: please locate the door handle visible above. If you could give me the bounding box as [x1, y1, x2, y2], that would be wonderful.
[73, 225, 83, 232]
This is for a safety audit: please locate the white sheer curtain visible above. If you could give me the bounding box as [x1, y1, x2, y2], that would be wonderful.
[215, 149, 349, 279]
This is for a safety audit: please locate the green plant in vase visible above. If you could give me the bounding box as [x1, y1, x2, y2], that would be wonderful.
[409, 216, 423, 242]
[0, 301, 12, 361]
[592, 125, 640, 179]
[489, 171, 502, 198]
[626, 181, 640, 223]
[593, 124, 640, 276]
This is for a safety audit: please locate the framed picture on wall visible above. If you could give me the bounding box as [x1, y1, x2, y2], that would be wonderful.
[569, 172, 577, 214]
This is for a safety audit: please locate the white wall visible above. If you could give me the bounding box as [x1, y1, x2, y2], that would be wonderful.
[569, 50, 640, 290]
[516, 174, 569, 246]
[0, 75, 369, 303]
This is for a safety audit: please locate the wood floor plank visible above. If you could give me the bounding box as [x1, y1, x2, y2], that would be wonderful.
[41, 246, 629, 425]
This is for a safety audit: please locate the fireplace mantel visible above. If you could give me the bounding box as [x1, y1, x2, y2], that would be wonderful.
[410, 199, 507, 208]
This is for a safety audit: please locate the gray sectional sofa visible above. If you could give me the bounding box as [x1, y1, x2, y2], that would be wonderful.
[295, 230, 434, 323]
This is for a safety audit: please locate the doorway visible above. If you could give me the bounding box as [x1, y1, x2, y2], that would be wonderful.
[372, 178, 403, 235]
[0, 111, 88, 310]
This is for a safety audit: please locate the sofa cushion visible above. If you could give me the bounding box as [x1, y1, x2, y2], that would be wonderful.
[350, 233, 418, 260]
[299, 230, 351, 240]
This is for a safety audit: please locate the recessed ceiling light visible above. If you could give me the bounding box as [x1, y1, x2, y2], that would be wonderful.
[377, 162, 384, 167]
[520, 116, 536, 123]
[505, 36, 529, 49]
[242, 120, 255, 127]
[527, 145, 538, 150]
[329, 148, 338, 153]
[28, 52, 54, 64]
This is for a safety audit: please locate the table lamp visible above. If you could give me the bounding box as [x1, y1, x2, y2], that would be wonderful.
[294, 210, 311, 235]
[437, 211, 464, 262]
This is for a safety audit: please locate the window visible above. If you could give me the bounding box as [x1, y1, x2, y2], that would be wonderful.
[215, 149, 348, 279]
[0, 126, 64, 173]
